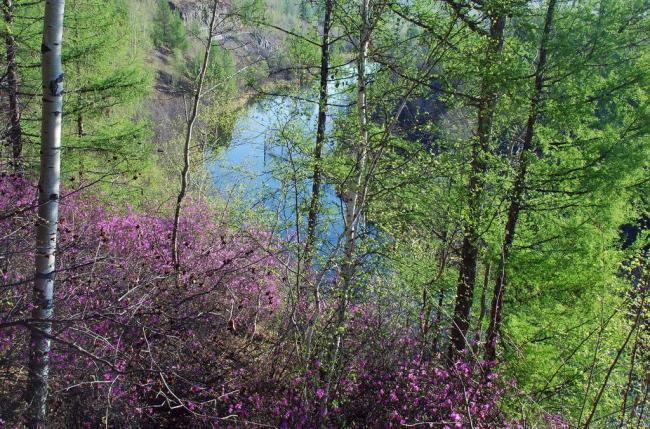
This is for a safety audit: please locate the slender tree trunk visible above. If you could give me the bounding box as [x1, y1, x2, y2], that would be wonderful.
[421, 284, 429, 335]
[76, 114, 84, 137]
[339, 0, 370, 320]
[26, 1, 65, 426]
[3, 0, 22, 168]
[427, 234, 450, 351]
[473, 262, 491, 349]
[304, 0, 333, 309]
[448, 13, 506, 363]
[620, 251, 648, 426]
[619, 314, 642, 427]
[484, 0, 556, 362]
[170, 0, 219, 270]
[583, 289, 646, 429]
[72, 0, 83, 139]
[449, 232, 480, 359]
[431, 286, 445, 354]
[323, 0, 371, 418]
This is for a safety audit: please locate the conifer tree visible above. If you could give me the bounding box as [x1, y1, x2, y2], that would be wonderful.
[1, 0, 150, 178]
[62, 0, 150, 174]
[2, 0, 22, 167]
[152, 0, 188, 52]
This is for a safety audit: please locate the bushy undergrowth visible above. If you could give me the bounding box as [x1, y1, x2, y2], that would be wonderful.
[0, 173, 535, 428]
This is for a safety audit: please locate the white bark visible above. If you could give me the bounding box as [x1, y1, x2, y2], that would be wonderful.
[26, 0, 65, 426]
[324, 0, 372, 416]
[340, 0, 370, 321]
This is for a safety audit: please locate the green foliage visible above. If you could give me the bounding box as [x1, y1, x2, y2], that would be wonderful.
[61, 0, 153, 182]
[319, 0, 649, 425]
[152, 0, 188, 52]
[185, 44, 237, 92]
[0, 0, 153, 184]
[1, 0, 158, 205]
[261, 0, 303, 29]
[284, 31, 320, 84]
[3, 0, 646, 425]
[193, 45, 239, 151]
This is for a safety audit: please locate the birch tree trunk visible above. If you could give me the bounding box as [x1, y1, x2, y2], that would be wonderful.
[339, 0, 370, 322]
[322, 0, 371, 418]
[448, 12, 506, 363]
[484, 0, 556, 362]
[3, 0, 22, 168]
[26, 0, 65, 426]
[171, 0, 219, 270]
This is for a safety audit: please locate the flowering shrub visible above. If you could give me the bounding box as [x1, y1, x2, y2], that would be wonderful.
[0, 173, 521, 427]
[1, 174, 280, 427]
[267, 309, 512, 429]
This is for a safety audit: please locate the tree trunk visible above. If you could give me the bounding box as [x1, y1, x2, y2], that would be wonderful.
[3, 0, 22, 168]
[427, 234, 450, 351]
[76, 113, 84, 137]
[170, 0, 219, 270]
[583, 287, 646, 429]
[339, 0, 370, 319]
[484, 0, 556, 362]
[448, 13, 506, 363]
[26, 0, 65, 426]
[619, 251, 648, 427]
[303, 0, 333, 309]
[473, 262, 491, 350]
[322, 0, 371, 417]
[431, 286, 445, 354]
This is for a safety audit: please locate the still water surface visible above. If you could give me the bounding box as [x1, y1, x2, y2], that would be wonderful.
[206, 74, 354, 247]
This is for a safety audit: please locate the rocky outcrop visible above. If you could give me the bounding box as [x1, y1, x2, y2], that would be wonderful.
[168, 0, 220, 27]
[168, 0, 274, 60]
